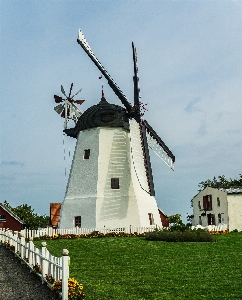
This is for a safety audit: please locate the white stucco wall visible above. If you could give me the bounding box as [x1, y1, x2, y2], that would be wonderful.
[192, 187, 228, 227]
[59, 120, 162, 229]
[59, 128, 100, 228]
[227, 194, 242, 231]
[129, 120, 162, 227]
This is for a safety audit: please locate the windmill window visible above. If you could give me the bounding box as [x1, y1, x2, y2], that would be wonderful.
[198, 201, 201, 209]
[148, 213, 154, 225]
[111, 178, 119, 189]
[0, 215, 6, 222]
[75, 216, 81, 228]
[217, 197, 220, 207]
[84, 149, 90, 159]
[199, 216, 202, 225]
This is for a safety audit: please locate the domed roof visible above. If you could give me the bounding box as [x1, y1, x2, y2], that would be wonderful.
[64, 97, 130, 138]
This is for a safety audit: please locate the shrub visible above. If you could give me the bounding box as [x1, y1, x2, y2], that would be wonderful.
[145, 229, 214, 242]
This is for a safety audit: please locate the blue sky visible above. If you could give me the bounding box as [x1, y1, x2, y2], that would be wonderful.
[1, 0, 242, 222]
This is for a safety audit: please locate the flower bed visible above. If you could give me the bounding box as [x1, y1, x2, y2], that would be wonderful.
[48, 277, 86, 299]
[32, 231, 146, 241]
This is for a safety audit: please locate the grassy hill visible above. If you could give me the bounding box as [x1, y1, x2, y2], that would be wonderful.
[35, 233, 242, 299]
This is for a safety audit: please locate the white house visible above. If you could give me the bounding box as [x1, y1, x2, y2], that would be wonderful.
[192, 186, 242, 231]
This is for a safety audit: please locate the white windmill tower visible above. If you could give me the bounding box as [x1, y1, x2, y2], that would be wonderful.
[58, 30, 175, 229]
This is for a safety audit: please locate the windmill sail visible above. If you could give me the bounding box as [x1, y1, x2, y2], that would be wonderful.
[77, 29, 175, 171]
[132, 42, 141, 123]
[143, 120, 175, 170]
[77, 29, 133, 114]
[140, 122, 155, 195]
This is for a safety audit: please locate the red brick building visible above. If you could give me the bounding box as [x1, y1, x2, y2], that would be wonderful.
[0, 204, 25, 231]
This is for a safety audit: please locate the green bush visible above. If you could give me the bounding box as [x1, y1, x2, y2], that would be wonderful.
[145, 229, 214, 242]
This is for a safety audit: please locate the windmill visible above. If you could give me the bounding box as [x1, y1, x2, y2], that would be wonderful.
[58, 29, 175, 229]
[54, 83, 85, 129]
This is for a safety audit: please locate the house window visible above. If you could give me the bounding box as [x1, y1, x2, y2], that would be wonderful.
[111, 178, 119, 189]
[84, 149, 90, 159]
[203, 195, 212, 211]
[217, 197, 220, 207]
[75, 216, 81, 227]
[0, 215, 6, 222]
[198, 201, 201, 209]
[148, 213, 155, 225]
[218, 213, 221, 224]
[199, 216, 202, 225]
[207, 213, 215, 225]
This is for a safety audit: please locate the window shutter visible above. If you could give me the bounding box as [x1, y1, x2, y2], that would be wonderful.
[203, 196, 207, 211]
[212, 214, 215, 225]
[209, 195, 212, 210]
[207, 214, 211, 225]
[218, 213, 221, 223]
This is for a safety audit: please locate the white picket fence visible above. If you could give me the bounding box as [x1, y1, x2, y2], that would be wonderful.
[20, 225, 158, 239]
[191, 224, 228, 231]
[0, 229, 70, 300]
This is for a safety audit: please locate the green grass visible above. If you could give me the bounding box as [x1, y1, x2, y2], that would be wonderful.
[35, 233, 242, 299]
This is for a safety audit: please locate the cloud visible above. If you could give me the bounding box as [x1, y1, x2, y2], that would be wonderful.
[0, 174, 15, 181]
[184, 97, 202, 113]
[0, 161, 25, 167]
[196, 120, 207, 137]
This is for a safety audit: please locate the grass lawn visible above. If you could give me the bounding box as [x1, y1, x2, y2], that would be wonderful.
[35, 233, 242, 300]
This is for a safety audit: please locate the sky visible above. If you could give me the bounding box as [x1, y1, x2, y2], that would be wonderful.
[0, 0, 242, 223]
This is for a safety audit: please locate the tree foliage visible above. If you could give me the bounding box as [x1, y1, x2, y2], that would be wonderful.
[198, 174, 242, 191]
[167, 214, 182, 224]
[1, 200, 50, 230]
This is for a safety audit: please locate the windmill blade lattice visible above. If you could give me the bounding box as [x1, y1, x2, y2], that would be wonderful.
[143, 120, 175, 170]
[54, 83, 85, 129]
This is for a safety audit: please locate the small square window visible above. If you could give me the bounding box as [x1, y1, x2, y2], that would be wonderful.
[111, 178, 119, 189]
[84, 149, 90, 159]
[75, 216, 81, 227]
[0, 215, 6, 222]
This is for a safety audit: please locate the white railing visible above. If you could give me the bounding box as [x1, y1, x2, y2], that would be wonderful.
[0, 229, 70, 300]
[20, 225, 158, 239]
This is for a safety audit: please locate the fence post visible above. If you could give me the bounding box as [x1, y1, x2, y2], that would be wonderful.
[41, 242, 48, 283]
[13, 231, 18, 253]
[62, 249, 70, 300]
[28, 237, 34, 266]
[20, 233, 25, 258]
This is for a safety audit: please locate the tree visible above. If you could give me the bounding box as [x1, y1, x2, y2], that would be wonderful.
[198, 174, 242, 191]
[167, 214, 189, 232]
[1, 200, 50, 230]
[167, 214, 182, 224]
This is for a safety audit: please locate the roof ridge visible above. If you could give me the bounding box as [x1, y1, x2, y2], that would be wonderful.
[0, 204, 25, 224]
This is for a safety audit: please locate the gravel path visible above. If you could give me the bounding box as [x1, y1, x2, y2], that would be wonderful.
[0, 244, 60, 300]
